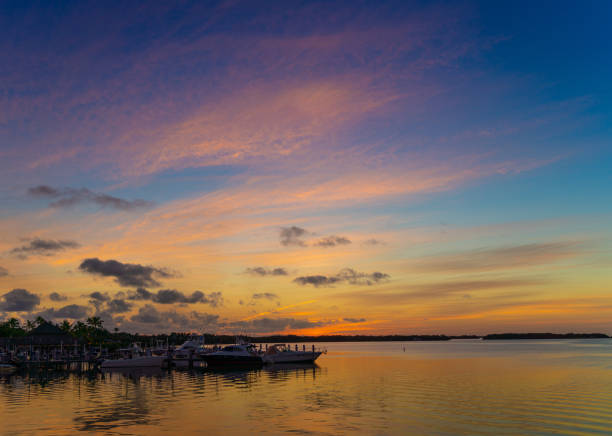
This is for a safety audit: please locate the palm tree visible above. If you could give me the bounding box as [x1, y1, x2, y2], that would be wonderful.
[34, 316, 46, 326]
[71, 321, 87, 339]
[86, 317, 103, 330]
[59, 320, 72, 333]
[7, 318, 20, 329]
[25, 320, 35, 332]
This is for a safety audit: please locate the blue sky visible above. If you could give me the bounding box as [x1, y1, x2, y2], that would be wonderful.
[0, 0, 611, 334]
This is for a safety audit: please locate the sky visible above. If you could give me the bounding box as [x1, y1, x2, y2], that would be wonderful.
[1, 0, 611, 335]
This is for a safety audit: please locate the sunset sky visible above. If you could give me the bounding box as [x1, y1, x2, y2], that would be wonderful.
[1, 0, 611, 335]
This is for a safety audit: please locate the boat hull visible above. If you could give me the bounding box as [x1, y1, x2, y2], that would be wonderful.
[263, 351, 322, 364]
[201, 354, 263, 368]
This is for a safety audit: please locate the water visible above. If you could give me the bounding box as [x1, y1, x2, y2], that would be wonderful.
[3, 340, 612, 435]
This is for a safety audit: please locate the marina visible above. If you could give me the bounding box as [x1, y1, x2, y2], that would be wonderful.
[0, 322, 326, 373]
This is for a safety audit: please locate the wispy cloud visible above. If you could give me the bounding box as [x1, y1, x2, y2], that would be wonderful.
[226, 317, 326, 334]
[363, 239, 385, 246]
[245, 267, 288, 276]
[49, 292, 68, 302]
[127, 288, 223, 307]
[314, 235, 351, 247]
[279, 227, 351, 248]
[343, 317, 367, 323]
[294, 268, 390, 287]
[10, 238, 80, 259]
[411, 242, 585, 273]
[336, 278, 545, 305]
[252, 292, 279, 301]
[28, 185, 152, 211]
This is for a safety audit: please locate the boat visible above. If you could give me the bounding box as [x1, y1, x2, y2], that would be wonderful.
[262, 344, 323, 364]
[101, 344, 167, 369]
[200, 343, 263, 368]
[171, 338, 207, 368]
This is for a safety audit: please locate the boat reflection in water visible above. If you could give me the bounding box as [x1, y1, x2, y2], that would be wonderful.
[101, 366, 168, 379]
[100, 344, 167, 369]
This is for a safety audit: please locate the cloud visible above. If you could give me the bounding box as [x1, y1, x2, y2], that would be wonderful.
[252, 292, 279, 300]
[155, 289, 214, 305]
[126, 287, 153, 300]
[129, 304, 219, 331]
[294, 268, 390, 287]
[36, 304, 89, 320]
[227, 317, 324, 333]
[131, 304, 162, 324]
[293, 275, 341, 287]
[28, 185, 153, 211]
[127, 288, 223, 307]
[88, 291, 110, 302]
[0, 266, 7, 277]
[363, 239, 385, 246]
[280, 226, 308, 246]
[343, 317, 366, 323]
[49, 292, 68, 302]
[79, 258, 175, 287]
[314, 235, 351, 247]
[336, 278, 545, 305]
[279, 228, 352, 248]
[245, 267, 288, 276]
[411, 242, 584, 273]
[336, 268, 390, 285]
[10, 238, 80, 259]
[106, 298, 133, 314]
[0, 288, 41, 312]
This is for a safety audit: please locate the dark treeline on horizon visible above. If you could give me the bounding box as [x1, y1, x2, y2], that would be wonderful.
[1, 317, 609, 346]
[482, 333, 609, 340]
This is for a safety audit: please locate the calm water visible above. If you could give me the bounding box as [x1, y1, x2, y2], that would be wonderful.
[3, 340, 612, 435]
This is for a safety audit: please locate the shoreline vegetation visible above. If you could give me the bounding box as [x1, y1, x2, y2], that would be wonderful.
[481, 333, 609, 340]
[0, 317, 609, 347]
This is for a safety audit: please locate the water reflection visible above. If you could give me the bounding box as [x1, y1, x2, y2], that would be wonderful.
[2, 342, 612, 435]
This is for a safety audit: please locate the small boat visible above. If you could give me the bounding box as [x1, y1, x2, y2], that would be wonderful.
[262, 344, 323, 364]
[101, 344, 167, 369]
[201, 343, 263, 368]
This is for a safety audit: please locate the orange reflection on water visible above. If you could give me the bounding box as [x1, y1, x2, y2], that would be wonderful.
[2, 341, 612, 435]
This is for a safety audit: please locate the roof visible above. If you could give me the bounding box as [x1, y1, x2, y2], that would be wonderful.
[29, 322, 66, 336]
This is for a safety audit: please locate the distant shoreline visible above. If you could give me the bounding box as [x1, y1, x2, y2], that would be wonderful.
[243, 333, 610, 343]
[481, 333, 609, 340]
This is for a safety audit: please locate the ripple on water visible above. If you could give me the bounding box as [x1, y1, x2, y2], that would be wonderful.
[3, 342, 612, 435]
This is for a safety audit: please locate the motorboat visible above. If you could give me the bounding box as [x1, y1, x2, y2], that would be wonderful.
[262, 344, 323, 364]
[171, 338, 207, 368]
[200, 343, 263, 368]
[101, 344, 167, 369]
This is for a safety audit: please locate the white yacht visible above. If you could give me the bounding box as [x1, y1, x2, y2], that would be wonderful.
[172, 338, 207, 368]
[101, 344, 167, 369]
[201, 343, 263, 368]
[262, 344, 323, 364]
